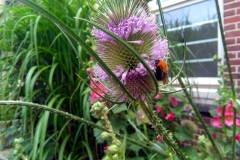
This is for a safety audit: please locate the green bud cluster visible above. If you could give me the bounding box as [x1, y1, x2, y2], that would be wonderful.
[90, 102, 108, 119]
[13, 137, 28, 159]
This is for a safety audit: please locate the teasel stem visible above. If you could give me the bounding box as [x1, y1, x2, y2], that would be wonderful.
[0, 100, 165, 156]
[215, 1, 237, 159]
[138, 100, 190, 160]
[169, 60, 224, 160]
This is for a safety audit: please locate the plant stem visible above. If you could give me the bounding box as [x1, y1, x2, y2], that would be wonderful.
[138, 100, 190, 160]
[169, 60, 224, 160]
[0, 100, 164, 155]
[156, 0, 167, 38]
[215, 0, 237, 159]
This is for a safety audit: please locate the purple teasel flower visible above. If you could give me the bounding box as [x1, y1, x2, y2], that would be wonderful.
[91, 0, 169, 102]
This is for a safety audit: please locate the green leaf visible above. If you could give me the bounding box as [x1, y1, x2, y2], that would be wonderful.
[209, 109, 217, 117]
[174, 125, 192, 141]
[129, 144, 142, 152]
[58, 135, 70, 160]
[112, 103, 128, 114]
[182, 147, 200, 160]
[170, 105, 185, 115]
[233, 99, 240, 113]
[226, 128, 233, 138]
[109, 115, 126, 134]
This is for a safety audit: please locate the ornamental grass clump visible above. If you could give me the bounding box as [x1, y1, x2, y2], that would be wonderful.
[91, 0, 169, 102]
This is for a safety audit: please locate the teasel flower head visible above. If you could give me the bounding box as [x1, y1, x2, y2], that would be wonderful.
[91, 0, 169, 102]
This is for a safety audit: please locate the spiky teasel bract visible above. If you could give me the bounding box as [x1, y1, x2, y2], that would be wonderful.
[91, 0, 169, 102]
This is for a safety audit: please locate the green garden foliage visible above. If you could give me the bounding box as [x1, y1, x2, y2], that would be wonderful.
[0, 0, 97, 159]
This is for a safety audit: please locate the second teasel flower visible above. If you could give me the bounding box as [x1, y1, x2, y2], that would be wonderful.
[91, 0, 169, 102]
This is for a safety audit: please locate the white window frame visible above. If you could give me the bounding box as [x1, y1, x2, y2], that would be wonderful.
[148, 0, 224, 106]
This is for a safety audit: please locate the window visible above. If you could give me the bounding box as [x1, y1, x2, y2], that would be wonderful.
[148, 0, 224, 107]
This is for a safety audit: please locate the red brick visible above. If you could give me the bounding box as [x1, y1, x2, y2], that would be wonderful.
[228, 53, 236, 58]
[224, 1, 240, 10]
[238, 38, 240, 43]
[224, 0, 235, 4]
[238, 23, 240, 29]
[224, 16, 240, 24]
[225, 23, 236, 30]
[203, 117, 211, 124]
[238, 80, 240, 86]
[231, 66, 236, 72]
[238, 66, 240, 72]
[232, 73, 240, 79]
[238, 52, 240, 58]
[224, 9, 235, 17]
[238, 8, 240, 15]
[230, 59, 240, 65]
[225, 30, 240, 38]
[226, 38, 235, 45]
[227, 45, 240, 51]
[224, 66, 236, 72]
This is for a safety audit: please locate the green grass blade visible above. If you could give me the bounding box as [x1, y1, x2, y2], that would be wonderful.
[18, 0, 135, 100]
[58, 134, 70, 160]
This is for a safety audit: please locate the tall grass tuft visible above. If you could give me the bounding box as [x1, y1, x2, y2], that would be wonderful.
[0, 0, 98, 159]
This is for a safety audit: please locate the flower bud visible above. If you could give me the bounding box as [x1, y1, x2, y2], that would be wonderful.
[100, 132, 111, 140]
[90, 102, 108, 118]
[181, 120, 198, 134]
[108, 145, 119, 154]
[112, 154, 120, 160]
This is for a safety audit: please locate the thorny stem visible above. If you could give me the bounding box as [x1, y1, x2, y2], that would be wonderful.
[138, 100, 190, 160]
[169, 60, 224, 160]
[0, 100, 165, 156]
[215, 0, 237, 159]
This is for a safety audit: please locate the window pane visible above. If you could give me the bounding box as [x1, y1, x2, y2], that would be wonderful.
[183, 61, 218, 77]
[157, 0, 219, 77]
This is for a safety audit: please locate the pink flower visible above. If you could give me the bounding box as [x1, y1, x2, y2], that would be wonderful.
[236, 119, 240, 127]
[157, 136, 163, 142]
[90, 80, 106, 104]
[225, 112, 234, 126]
[235, 134, 240, 142]
[225, 100, 234, 115]
[168, 97, 178, 107]
[165, 113, 175, 121]
[217, 107, 222, 117]
[155, 105, 161, 113]
[212, 117, 222, 128]
[155, 94, 162, 99]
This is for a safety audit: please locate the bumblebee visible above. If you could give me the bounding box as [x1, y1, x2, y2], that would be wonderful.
[155, 60, 168, 85]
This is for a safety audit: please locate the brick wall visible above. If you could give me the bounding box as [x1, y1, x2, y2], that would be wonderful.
[224, 0, 240, 87]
